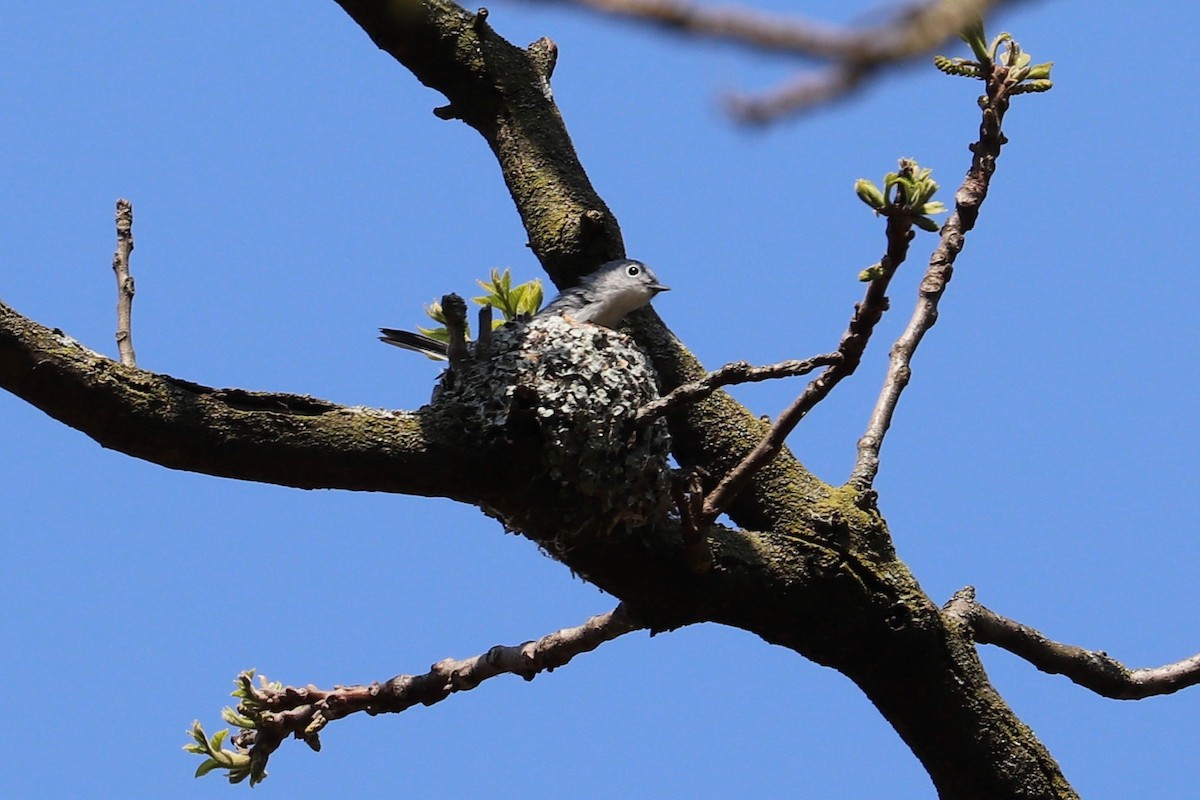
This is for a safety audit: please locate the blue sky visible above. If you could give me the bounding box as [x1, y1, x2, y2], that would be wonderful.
[2, 1, 1197, 797]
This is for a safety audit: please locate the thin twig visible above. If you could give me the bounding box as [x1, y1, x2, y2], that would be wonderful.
[532, 0, 1010, 60]
[233, 604, 645, 766]
[531, 0, 1028, 119]
[697, 215, 915, 527]
[670, 469, 711, 574]
[634, 354, 840, 424]
[728, 63, 870, 124]
[944, 587, 1200, 700]
[849, 59, 1019, 489]
[111, 199, 137, 367]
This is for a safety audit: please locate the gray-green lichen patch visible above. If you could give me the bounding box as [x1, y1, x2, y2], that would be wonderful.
[433, 314, 672, 542]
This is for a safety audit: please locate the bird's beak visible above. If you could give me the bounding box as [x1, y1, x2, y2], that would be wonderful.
[650, 283, 670, 294]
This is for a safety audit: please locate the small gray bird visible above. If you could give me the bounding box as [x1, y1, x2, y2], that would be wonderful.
[380, 259, 669, 358]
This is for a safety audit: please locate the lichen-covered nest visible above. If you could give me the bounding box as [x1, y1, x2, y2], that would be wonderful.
[432, 314, 672, 536]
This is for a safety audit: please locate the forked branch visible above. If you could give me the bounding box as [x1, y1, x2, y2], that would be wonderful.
[697, 213, 916, 527]
[945, 587, 1200, 700]
[850, 43, 1040, 489]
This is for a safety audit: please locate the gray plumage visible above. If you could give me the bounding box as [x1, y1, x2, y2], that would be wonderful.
[380, 259, 668, 358]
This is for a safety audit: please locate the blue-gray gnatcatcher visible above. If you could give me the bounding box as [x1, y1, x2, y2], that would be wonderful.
[380, 259, 669, 358]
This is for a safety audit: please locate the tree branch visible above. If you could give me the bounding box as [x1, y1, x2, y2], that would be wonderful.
[232, 605, 647, 768]
[0, 300, 517, 501]
[528, 0, 1032, 119]
[334, 0, 624, 285]
[849, 56, 1022, 489]
[728, 63, 870, 124]
[111, 198, 137, 367]
[698, 214, 915, 526]
[1, 5, 1079, 795]
[527, 0, 1015, 60]
[334, 0, 827, 539]
[633, 354, 839, 424]
[944, 587, 1200, 700]
[670, 468, 712, 573]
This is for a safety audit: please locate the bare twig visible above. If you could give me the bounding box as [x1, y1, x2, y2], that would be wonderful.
[849, 58, 1020, 489]
[232, 604, 645, 766]
[111, 199, 136, 367]
[530, 0, 1029, 118]
[697, 215, 915, 527]
[634, 354, 839, 424]
[944, 587, 1200, 700]
[532, 0, 1010, 59]
[670, 468, 711, 573]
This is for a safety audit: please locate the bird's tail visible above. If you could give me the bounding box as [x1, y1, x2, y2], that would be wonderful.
[379, 328, 449, 360]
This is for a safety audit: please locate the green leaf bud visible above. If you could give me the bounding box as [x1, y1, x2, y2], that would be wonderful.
[859, 263, 885, 282]
[1027, 61, 1053, 80]
[855, 178, 886, 210]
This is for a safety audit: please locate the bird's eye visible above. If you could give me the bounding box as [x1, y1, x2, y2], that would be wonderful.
[626, 264, 640, 277]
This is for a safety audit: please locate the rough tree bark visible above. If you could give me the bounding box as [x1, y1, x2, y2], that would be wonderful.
[0, 2, 1133, 798]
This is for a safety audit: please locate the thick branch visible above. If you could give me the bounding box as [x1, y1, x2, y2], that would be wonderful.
[1, 5, 1080, 796]
[945, 587, 1200, 700]
[0, 300, 515, 501]
[0, 297, 829, 634]
[334, 0, 623, 285]
[334, 0, 827, 539]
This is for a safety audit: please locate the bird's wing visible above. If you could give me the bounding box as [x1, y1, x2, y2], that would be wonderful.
[537, 285, 592, 319]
